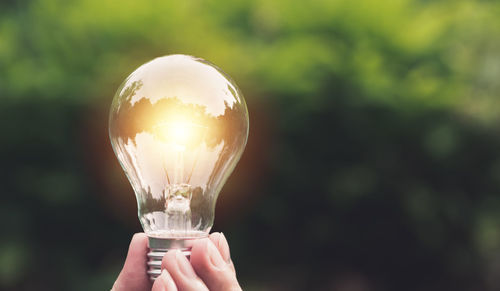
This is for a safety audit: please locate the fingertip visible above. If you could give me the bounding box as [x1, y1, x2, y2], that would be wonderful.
[161, 249, 178, 271]
[114, 233, 151, 291]
[129, 233, 148, 251]
[126, 233, 148, 261]
[209, 232, 222, 240]
[208, 238, 226, 269]
[208, 232, 222, 250]
[152, 269, 177, 291]
[130, 233, 148, 248]
[162, 249, 209, 290]
[190, 238, 240, 290]
[191, 238, 225, 272]
[162, 249, 198, 278]
[190, 238, 211, 269]
[132, 232, 148, 240]
[213, 232, 231, 263]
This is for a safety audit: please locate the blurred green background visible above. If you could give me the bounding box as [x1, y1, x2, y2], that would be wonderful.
[2, 0, 500, 290]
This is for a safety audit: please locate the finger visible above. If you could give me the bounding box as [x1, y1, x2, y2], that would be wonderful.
[209, 232, 235, 273]
[112, 233, 151, 291]
[161, 249, 208, 291]
[152, 269, 178, 291]
[190, 238, 241, 291]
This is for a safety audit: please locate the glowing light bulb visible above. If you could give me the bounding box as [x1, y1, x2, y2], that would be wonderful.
[108, 55, 249, 280]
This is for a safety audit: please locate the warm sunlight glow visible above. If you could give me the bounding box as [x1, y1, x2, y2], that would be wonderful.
[153, 119, 207, 148]
[170, 122, 191, 144]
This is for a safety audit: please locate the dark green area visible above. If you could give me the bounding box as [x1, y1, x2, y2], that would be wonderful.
[2, 0, 500, 290]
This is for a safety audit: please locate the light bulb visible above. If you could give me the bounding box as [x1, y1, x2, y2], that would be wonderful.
[108, 55, 249, 280]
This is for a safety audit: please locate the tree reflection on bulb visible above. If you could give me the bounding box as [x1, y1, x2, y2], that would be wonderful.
[108, 55, 249, 280]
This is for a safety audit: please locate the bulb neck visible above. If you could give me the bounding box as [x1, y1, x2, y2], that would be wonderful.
[146, 236, 199, 280]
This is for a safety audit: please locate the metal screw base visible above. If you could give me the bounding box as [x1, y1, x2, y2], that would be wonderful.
[146, 236, 199, 280]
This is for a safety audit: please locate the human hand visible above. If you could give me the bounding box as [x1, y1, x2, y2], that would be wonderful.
[111, 233, 152, 291]
[111, 232, 241, 291]
[152, 232, 242, 291]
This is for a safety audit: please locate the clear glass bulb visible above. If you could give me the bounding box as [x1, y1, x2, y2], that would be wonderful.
[108, 55, 249, 279]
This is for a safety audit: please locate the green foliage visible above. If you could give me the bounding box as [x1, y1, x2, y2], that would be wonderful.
[2, 0, 500, 290]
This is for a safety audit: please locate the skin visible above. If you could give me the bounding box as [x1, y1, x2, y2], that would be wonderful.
[112, 233, 241, 291]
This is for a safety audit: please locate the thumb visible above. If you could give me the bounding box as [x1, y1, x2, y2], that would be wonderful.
[112, 233, 152, 291]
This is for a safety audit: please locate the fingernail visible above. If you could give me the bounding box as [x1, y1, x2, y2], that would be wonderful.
[175, 250, 197, 278]
[219, 233, 231, 263]
[208, 239, 226, 268]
